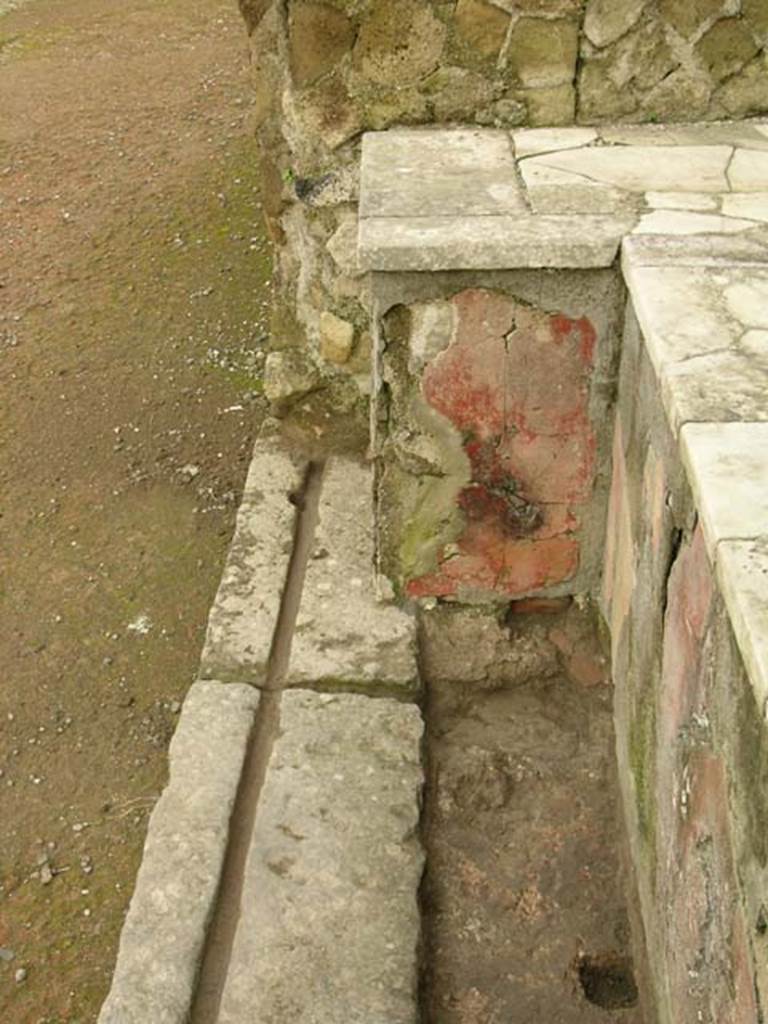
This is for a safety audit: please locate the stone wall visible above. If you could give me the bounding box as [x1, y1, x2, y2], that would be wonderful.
[239, 0, 768, 426]
[603, 306, 768, 1021]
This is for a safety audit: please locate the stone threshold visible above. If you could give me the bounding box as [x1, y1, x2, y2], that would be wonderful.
[361, 120, 768, 726]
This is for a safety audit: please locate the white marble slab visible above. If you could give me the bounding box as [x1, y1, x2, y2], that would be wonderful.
[680, 422, 768, 558]
[633, 210, 756, 235]
[512, 127, 597, 159]
[721, 193, 768, 223]
[730, 149, 768, 192]
[521, 145, 733, 194]
[360, 128, 525, 219]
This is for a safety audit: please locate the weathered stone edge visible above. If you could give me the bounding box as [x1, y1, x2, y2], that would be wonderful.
[98, 680, 259, 1024]
[199, 439, 307, 686]
[625, 258, 768, 729]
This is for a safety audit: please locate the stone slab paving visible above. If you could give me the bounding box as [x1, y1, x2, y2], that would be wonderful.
[98, 681, 260, 1024]
[199, 439, 306, 685]
[217, 690, 424, 1024]
[359, 123, 768, 272]
[287, 458, 419, 696]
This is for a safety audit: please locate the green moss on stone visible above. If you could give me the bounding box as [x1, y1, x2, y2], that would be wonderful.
[629, 685, 657, 868]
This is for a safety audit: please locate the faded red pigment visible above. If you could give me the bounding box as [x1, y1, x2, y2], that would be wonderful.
[407, 289, 597, 599]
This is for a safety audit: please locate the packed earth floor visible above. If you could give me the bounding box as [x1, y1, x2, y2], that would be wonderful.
[0, 1, 271, 1019]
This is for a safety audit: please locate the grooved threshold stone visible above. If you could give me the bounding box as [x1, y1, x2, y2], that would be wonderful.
[199, 439, 306, 685]
[98, 681, 260, 1024]
[217, 690, 425, 1024]
[286, 458, 419, 696]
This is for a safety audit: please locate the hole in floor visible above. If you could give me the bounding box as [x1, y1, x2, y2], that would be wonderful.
[578, 953, 639, 1010]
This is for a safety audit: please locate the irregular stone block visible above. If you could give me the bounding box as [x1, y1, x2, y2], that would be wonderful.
[454, 0, 510, 59]
[218, 690, 424, 1024]
[263, 349, 321, 404]
[658, 0, 729, 39]
[319, 310, 355, 364]
[507, 17, 579, 89]
[584, 0, 645, 48]
[744, 0, 768, 38]
[696, 17, 759, 82]
[288, 3, 355, 89]
[525, 82, 576, 127]
[353, 0, 446, 87]
[99, 681, 260, 1024]
[200, 441, 306, 685]
[287, 459, 419, 695]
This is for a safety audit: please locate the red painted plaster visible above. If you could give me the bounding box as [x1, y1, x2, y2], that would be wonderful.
[408, 289, 598, 599]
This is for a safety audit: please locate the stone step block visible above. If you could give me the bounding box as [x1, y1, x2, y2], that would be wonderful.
[200, 439, 306, 685]
[98, 681, 260, 1024]
[218, 690, 425, 1024]
[287, 458, 420, 696]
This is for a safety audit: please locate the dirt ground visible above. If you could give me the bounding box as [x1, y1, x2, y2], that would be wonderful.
[421, 603, 643, 1023]
[0, 1, 270, 1020]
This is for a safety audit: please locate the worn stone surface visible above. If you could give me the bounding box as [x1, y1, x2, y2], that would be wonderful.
[360, 128, 525, 219]
[359, 213, 631, 271]
[584, 0, 646, 48]
[696, 17, 759, 83]
[200, 440, 306, 684]
[729, 147, 768, 191]
[218, 690, 424, 1024]
[605, 309, 768, 1023]
[455, 0, 510, 59]
[721, 192, 768, 221]
[506, 17, 579, 89]
[99, 681, 260, 1024]
[287, 458, 419, 695]
[352, 0, 446, 87]
[263, 349, 321, 405]
[681, 422, 768, 558]
[625, 260, 768, 433]
[718, 539, 768, 710]
[512, 126, 598, 158]
[521, 144, 732, 193]
[319, 309, 355, 364]
[288, 3, 356, 88]
[419, 604, 560, 710]
[633, 209, 757, 234]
